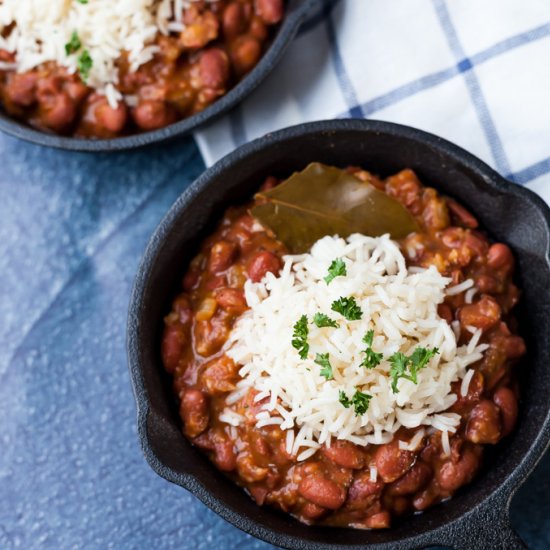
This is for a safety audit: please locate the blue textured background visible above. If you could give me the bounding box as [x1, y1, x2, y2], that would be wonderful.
[0, 133, 548, 549]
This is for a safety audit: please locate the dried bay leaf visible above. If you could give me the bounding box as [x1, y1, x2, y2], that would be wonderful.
[251, 163, 419, 253]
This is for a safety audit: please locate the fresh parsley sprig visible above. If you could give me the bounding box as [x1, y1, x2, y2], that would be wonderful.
[314, 353, 334, 380]
[360, 330, 383, 370]
[292, 315, 309, 359]
[64, 29, 93, 81]
[313, 312, 339, 328]
[339, 389, 372, 415]
[77, 49, 93, 81]
[65, 31, 81, 55]
[331, 296, 363, 321]
[324, 258, 347, 284]
[389, 346, 439, 393]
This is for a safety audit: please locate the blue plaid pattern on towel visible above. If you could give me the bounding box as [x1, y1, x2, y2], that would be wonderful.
[194, 0, 550, 203]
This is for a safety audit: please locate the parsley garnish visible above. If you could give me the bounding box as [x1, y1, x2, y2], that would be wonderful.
[361, 330, 383, 369]
[324, 258, 347, 284]
[331, 296, 363, 320]
[65, 31, 81, 55]
[339, 389, 372, 415]
[313, 312, 339, 328]
[77, 49, 93, 81]
[363, 330, 374, 347]
[292, 315, 309, 359]
[314, 353, 334, 380]
[389, 346, 439, 393]
[77, 0, 89, 4]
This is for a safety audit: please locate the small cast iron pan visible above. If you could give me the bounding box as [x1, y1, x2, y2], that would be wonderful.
[127, 119, 550, 549]
[0, 0, 316, 152]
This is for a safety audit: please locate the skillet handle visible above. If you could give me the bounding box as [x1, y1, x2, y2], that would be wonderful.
[442, 494, 526, 550]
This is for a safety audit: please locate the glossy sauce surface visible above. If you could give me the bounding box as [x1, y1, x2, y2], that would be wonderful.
[162, 168, 525, 528]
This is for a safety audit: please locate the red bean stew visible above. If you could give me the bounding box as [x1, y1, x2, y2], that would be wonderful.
[0, 0, 284, 138]
[161, 167, 524, 528]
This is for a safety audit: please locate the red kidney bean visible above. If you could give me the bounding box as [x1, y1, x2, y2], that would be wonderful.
[38, 90, 77, 131]
[447, 198, 479, 228]
[0, 49, 14, 62]
[364, 511, 391, 529]
[464, 231, 488, 256]
[301, 502, 327, 520]
[475, 274, 497, 293]
[208, 240, 237, 273]
[493, 387, 518, 436]
[200, 355, 239, 394]
[249, 486, 269, 505]
[205, 274, 226, 291]
[255, 0, 284, 24]
[132, 100, 177, 130]
[387, 462, 432, 496]
[95, 100, 128, 133]
[298, 476, 347, 510]
[194, 315, 229, 357]
[437, 449, 480, 492]
[213, 436, 237, 471]
[180, 11, 219, 49]
[249, 16, 268, 41]
[322, 440, 365, 469]
[345, 473, 382, 511]
[199, 48, 230, 90]
[374, 439, 415, 483]
[487, 243, 514, 271]
[437, 303, 453, 324]
[192, 431, 215, 451]
[502, 335, 526, 359]
[458, 295, 501, 331]
[247, 251, 282, 282]
[65, 80, 89, 104]
[223, 2, 247, 38]
[161, 325, 186, 373]
[6, 73, 38, 106]
[465, 400, 502, 444]
[412, 487, 439, 511]
[215, 287, 247, 311]
[231, 36, 262, 75]
[249, 431, 271, 460]
[181, 388, 209, 438]
[385, 169, 423, 214]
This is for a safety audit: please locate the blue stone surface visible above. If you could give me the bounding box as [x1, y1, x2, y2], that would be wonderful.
[0, 132, 548, 549]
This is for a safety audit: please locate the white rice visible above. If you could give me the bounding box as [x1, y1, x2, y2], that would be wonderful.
[460, 369, 475, 397]
[464, 286, 478, 304]
[446, 278, 474, 296]
[441, 429, 451, 456]
[221, 234, 487, 459]
[0, 0, 215, 106]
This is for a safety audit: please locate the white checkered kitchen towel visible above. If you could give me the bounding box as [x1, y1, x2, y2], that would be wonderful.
[194, 0, 550, 203]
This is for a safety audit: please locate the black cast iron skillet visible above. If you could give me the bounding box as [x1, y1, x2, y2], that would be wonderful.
[127, 119, 550, 549]
[0, 0, 316, 152]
